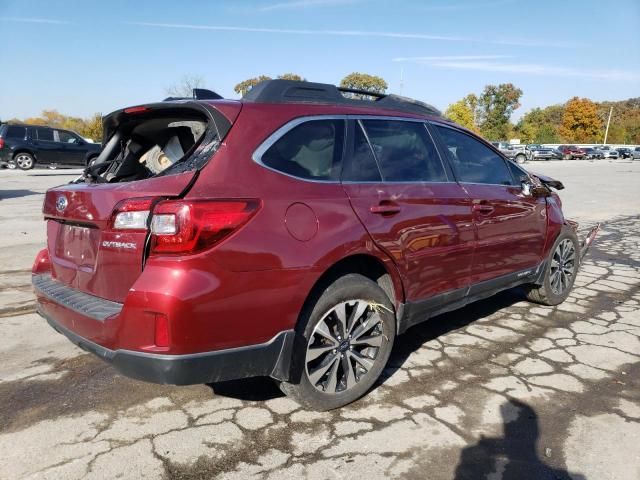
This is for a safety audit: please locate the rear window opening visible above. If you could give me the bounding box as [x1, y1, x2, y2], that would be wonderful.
[83, 104, 229, 184]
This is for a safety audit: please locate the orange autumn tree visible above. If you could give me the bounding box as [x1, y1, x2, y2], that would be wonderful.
[559, 97, 602, 143]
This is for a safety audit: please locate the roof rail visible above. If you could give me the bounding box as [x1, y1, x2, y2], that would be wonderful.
[242, 79, 441, 117]
[163, 88, 223, 102]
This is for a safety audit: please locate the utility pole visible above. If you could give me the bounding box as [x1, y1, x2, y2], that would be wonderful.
[603, 106, 613, 145]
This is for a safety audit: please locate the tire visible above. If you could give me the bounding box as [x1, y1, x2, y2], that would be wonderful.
[526, 228, 580, 306]
[280, 274, 396, 410]
[515, 154, 526, 164]
[7, 161, 17, 170]
[14, 152, 35, 170]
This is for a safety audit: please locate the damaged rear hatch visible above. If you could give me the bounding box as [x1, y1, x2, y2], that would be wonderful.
[41, 100, 240, 303]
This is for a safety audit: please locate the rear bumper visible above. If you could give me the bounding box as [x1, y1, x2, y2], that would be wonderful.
[38, 307, 294, 385]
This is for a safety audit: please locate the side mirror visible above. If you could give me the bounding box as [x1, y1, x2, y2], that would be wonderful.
[521, 176, 551, 197]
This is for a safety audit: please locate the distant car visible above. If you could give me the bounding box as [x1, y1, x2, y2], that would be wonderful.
[531, 147, 562, 161]
[0, 124, 101, 170]
[616, 147, 632, 159]
[490, 141, 531, 164]
[632, 147, 640, 160]
[582, 147, 603, 159]
[601, 148, 619, 159]
[557, 145, 586, 160]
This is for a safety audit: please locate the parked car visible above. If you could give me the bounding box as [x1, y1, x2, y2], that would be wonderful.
[616, 147, 632, 159]
[632, 147, 640, 160]
[601, 148, 619, 159]
[557, 145, 586, 160]
[581, 147, 603, 159]
[31, 80, 598, 410]
[0, 124, 101, 170]
[531, 147, 562, 161]
[490, 141, 531, 164]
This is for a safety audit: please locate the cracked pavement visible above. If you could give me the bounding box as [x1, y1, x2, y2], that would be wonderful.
[1, 160, 639, 479]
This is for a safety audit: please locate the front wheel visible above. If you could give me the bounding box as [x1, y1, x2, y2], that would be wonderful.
[280, 274, 396, 410]
[14, 153, 35, 170]
[526, 229, 580, 306]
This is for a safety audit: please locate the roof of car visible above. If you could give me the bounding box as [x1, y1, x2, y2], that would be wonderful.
[241, 79, 442, 118]
[162, 80, 445, 121]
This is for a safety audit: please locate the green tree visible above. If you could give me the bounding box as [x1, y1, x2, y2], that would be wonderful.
[277, 73, 305, 81]
[515, 105, 564, 143]
[444, 94, 478, 132]
[339, 72, 388, 99]
[234, 75, 272, 96]
[476, 83, 523, 140]
[165, 74, 205, 98]
[559, 97, 602, 143]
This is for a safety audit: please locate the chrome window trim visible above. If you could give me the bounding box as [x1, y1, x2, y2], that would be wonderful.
[251, 115, 346, 184]
[252, 114, 456, 184]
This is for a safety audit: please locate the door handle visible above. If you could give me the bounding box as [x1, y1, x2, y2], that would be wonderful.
[472, 202, 494, 215]
[370, 203, 401, 215]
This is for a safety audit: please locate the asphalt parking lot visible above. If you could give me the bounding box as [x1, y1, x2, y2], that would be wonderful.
[0, 159, 639, 480]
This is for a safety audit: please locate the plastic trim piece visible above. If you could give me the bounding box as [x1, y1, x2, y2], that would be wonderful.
[32, 274, 123, 321]
[39, 308, 296, 385]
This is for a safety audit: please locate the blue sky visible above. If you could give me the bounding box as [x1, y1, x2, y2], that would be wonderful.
[1, 0, 639, 120]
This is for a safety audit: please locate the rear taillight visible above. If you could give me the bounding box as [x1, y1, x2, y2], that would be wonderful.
[110, 197, 156, 231]
[0, 138, 5, 149]
[149, 199, 259, 255]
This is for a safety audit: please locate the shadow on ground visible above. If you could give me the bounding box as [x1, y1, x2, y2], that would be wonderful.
[454, 399, 586, 480]
[0, 189, 40, 200]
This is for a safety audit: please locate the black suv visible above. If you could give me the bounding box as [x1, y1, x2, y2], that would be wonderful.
[0, 124, 101, 170]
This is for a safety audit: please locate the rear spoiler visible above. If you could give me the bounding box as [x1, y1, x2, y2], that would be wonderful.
[163, 88, 223, 102]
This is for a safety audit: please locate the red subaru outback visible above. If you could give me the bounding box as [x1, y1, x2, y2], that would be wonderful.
[32, 80, 598, 410]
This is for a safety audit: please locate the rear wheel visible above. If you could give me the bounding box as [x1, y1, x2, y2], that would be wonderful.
[515, 154, 526, 164]
[526, 229, 580, 306]
[14, 153, 34, 170]
[280, 274, 396, 410]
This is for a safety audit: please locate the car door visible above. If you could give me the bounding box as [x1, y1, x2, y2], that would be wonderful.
[341, 118, 475, 305]
[56, 129, 87, 165]
[32, 127, 64, 164]
[431, 123, 547, 287]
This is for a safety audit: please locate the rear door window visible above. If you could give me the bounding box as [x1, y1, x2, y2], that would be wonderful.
[433, 125, 514, 185]
[4, 126, 27, 139]
[342, 122, 382, 182]
[36, 127, 55, 142]
[360, 120, 447, 182]
[261, 119, 345, 181]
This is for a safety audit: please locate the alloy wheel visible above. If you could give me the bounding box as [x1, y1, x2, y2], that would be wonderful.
[549, 239, 576, 295]
[15, 154, 33, 169]
[305, 299, 385, 394]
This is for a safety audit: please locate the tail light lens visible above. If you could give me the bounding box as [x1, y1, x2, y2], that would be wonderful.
[0, 138, 5, 149]
[150, 199, 260, 255]
[110, 197, 156, 231]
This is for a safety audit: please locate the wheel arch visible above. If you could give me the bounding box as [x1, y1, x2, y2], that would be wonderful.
[13, 149, 37, 161]
[296, 253, 404, 333]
